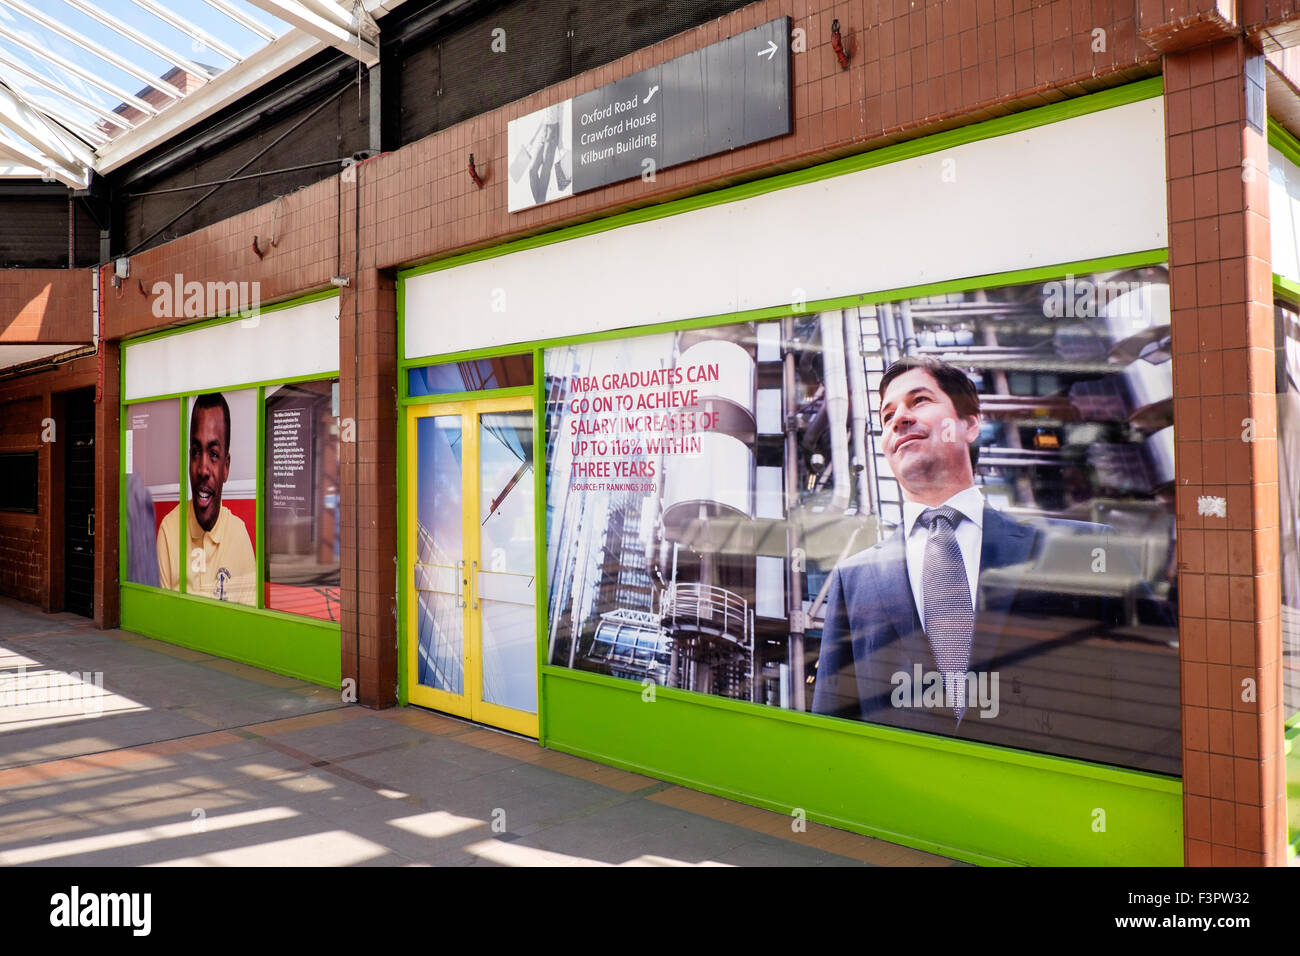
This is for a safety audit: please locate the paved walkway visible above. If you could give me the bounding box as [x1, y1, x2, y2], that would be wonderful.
[0, 597, 960, 867]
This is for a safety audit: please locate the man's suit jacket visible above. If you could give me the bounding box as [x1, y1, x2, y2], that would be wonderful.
[809, 505, 1180, 773]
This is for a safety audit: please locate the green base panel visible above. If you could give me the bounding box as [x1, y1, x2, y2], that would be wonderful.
[542, 669, 1183, 867]
[121, 585, 342, 688]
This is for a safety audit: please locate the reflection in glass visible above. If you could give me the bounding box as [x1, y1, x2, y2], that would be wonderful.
[409, 355, 533, 397]
[478, 412, 537, 714]
[415, 416, 465, 695]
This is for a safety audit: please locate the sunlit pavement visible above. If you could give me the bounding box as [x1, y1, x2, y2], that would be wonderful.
[0, 597, 962, 867]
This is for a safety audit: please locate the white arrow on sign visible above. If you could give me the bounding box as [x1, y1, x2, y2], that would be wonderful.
[757, 40, 777, 60]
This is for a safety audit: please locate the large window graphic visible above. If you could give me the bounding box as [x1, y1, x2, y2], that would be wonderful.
[545, 268, 1180, 774]
[124, 399, 179, 588]
[172, 390, 258, 606]
[264, 380, 341, 621]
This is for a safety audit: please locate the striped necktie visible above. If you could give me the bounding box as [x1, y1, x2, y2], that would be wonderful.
[919, 506, 974, 722]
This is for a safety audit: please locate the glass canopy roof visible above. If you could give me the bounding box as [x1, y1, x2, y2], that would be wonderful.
[0, 0, 386, 186]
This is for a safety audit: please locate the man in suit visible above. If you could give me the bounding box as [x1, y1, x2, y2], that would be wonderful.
[810, 357, 1179, 771]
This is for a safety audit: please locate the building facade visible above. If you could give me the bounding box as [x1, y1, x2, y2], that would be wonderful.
[1, 0, 1298, 866]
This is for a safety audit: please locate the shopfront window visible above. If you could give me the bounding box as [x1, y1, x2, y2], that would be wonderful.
[123, 399, 179, 588]
[543, 266, 1180, 774]
[408, 355, 532, 397]
[265, 380, 341, 621]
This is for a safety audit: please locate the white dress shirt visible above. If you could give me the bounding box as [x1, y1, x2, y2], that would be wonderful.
[902, 486, 984, 628]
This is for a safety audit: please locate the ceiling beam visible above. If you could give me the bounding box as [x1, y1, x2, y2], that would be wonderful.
[94, 28, 322, 174]
[0, 55, 136, 132]
[61, 0, 217, 82]
[0, 22, 160, 116]
[0, 0, 184, 99]
[0, 135, 83, 188]
[202, 0, 281, 43]
[0, 81, 93, 174]
[244, 0, 379, 65]
[129, 0, 245, 66]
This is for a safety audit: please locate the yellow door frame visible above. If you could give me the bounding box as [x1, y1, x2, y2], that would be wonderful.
[405, 395, 538, 737]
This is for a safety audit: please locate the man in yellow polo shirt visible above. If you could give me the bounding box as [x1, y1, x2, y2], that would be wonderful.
[157, 392, 257, 606]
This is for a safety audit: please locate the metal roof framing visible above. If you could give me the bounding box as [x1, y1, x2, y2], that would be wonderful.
[0, 0, 409, 182]
[244, 0, 379, 66]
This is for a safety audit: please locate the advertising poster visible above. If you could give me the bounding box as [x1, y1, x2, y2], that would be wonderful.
[123, 399, 179, 588]
[264, 380, 340, 621]
[160, 389, 257, 606]
[507, 101, 573, 212]
[545, 268, 1181, 773]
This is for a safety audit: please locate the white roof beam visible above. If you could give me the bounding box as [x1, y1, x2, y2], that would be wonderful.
[0, 56, 135, 132]
[61, 0, 216, 82]
[0, 23, 160, 116]
[95, 0, 409, 174]
[129, 0, 244, 66]
[244, 0, 378, 66]
[0, 134, 84, 188]
[15, 90, 112, 146]
[299, 0, 359, 32]
[94, 29, 322, 174]
[43, 111, 110, 147]
[0, 0, 185, 99]
[202, 0, 280, 43]
[0, 81, 94, 172]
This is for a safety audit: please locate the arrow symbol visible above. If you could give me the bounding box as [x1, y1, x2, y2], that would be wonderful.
[757, 39, 777, 60]
[645, 84, 659, 103]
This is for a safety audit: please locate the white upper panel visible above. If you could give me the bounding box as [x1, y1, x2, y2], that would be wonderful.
[1270, 145, 1300, 285]
[405, 96, 1168, 361]
[123, 294, 340, 401]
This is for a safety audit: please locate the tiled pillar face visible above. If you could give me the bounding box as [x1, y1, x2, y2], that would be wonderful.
[1165, 37, 1288, 866]
[94, 344, 120, 630]
[339, 268, 399, 709]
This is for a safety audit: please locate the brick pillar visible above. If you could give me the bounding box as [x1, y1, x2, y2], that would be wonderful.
[339, 255, 399, 709]
[94, 342, 120, 629]
[1165, 37, 1288, 866]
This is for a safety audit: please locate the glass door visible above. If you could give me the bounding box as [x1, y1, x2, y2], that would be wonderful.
[406, 396, 538, 736]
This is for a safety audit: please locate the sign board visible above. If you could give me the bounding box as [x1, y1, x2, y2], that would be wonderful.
[507, 17, 791, 212]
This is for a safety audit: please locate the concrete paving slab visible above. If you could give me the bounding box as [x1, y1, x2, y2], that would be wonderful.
[0, 597, 960, 867]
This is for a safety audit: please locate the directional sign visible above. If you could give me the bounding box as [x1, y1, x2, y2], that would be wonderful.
[507, 17, 791, 212]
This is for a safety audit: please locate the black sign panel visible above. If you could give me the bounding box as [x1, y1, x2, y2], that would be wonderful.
[508, 17, 790, 211]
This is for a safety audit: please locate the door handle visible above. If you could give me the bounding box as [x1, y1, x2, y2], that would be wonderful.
[471, 560, 478, 610]
[88, 512, 94, 537]
[456, 559, 466, 609]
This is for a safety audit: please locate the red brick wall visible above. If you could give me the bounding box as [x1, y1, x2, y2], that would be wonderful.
[0, 355, 101, 614]
[0, 269, 92, 344]
[0, 394, 44, 604]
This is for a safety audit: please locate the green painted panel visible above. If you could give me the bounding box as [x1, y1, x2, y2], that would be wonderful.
[121, 585, 341, 688]
[542, 670, 1183, 866]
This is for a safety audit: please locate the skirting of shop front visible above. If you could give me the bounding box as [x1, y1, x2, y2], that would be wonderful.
[541, 668, 1182, 867]
[121, 584, 342, 688]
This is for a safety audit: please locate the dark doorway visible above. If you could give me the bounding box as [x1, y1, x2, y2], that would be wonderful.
[63, 388, 95, 617]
